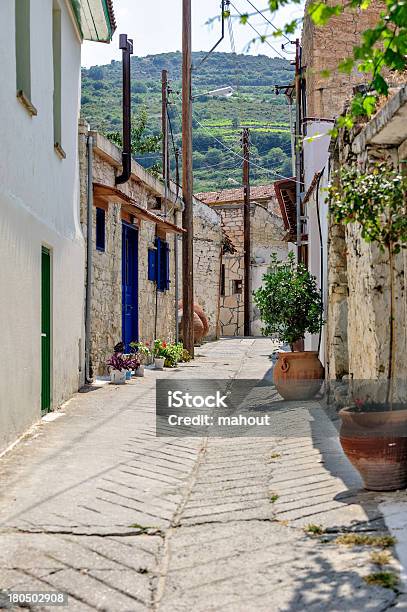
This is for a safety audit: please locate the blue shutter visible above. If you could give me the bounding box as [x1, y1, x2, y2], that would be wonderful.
[156, 237, 163, 291]
[148, 248, 156, 281]
[165, 242, 170, 290]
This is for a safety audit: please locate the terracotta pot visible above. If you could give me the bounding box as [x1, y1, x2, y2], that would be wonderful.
[273, 351, 324, 400]
[178, 301, 209, 343]
[339, 407, 407, 491]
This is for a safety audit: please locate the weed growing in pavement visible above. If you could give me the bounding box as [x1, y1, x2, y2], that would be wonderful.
[269, 492, 279, 503]
[364, 572, 399, 591]
[370, 550, 392, 566]
[305, 524, 325, 535]
[334, 534, 396, 548]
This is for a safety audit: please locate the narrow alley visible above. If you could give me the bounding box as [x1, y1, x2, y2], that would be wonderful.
[0, 339, 404, 611]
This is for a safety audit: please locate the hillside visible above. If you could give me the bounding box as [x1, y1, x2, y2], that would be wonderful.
[81, 52, 294, 192]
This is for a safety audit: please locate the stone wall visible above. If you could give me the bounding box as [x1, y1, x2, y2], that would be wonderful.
[212, 198, 287, 336]
[191, 200, 222, 340]
[79, 125, 222, 373]
[79, 128, 178, 375]
[302, 0, 384, 119]
[327, 86, 407, 389]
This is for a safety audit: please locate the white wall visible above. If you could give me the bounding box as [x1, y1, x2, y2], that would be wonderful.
[0, 0, 85, 452]
[302, 121, 332, 364]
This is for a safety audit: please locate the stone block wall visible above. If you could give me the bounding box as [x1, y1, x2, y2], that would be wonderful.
[327, 88, 407, 389]
[191, 200, 222, 340]
[302, 0, 384, 119]
[79, 128, 178, 375]
[216, 198, 287, 336]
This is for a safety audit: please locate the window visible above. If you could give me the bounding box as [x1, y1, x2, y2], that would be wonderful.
[232, 279, 243, 295]
[148, 238, 170, 291]
[52, 3, 64, 156]
[15, 0, 36, 114]
[96, 208, 105, 251]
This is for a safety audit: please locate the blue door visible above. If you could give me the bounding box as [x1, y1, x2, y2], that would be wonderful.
[122, 223, 139, 351]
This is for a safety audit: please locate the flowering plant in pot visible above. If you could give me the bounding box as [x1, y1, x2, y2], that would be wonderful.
[130, 341, 152, 376]
[153, 339, 167, 370]
[329, 163, 407, 491]
[253, 252, 324, 400]
[106, 351, 140, 384]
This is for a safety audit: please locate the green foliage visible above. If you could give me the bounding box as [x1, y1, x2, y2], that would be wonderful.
[253, 252, 324, 347]
[329, 164, 407, 253]
[163, 343, 184, 368]
[106, 107, 161, 158]
[262, 0, 407, 126]
[152, 340, 185, 367]
[81, 52, 294, 192]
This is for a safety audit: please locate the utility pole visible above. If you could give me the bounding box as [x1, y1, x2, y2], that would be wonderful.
[161, 69, 170, 188]
[174, 147, 180, 344]
[182, 0, 194, 356]
[294, 38, 302, 263]
[242, 127, 251, 337]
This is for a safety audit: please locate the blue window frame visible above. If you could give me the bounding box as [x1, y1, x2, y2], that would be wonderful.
[96, 207, 105, 251]
[149, 237, 170, 291]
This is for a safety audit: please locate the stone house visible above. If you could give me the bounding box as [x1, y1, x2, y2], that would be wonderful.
[327, 86, 407, 384]
[0, 0, 115, 453]
[195, 186, 287, 336]
[297, 0, 388, 367]
[79, 125, 222, 375]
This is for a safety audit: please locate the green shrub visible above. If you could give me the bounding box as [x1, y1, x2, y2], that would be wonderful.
[253, 252, 323, 349]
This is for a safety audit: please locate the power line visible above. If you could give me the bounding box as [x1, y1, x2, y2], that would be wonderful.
[171, 89, 300, 183]
[228, 1, 287, 60]
[243, 0, 291, 43]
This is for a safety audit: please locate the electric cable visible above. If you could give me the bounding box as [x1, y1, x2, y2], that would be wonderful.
[243, 0, 291, 43]
[228, 1, 287, 59]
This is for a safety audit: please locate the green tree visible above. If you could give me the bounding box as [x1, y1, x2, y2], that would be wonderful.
[205, 148, 222, 165]
[253, 252, 324, 349]
[106, 107, 161, 158]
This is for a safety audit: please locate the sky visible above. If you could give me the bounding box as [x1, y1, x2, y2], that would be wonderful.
[81, 0, 303, 67]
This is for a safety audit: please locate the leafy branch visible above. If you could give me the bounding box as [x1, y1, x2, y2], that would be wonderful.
[106, 107, 162, 167]
[235, 0, 407, 125]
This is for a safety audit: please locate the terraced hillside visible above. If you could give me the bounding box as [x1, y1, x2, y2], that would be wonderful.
[81, 51, 294, 191]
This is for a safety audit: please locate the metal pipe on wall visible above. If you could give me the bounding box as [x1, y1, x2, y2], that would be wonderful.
[85, 134, 93, 383]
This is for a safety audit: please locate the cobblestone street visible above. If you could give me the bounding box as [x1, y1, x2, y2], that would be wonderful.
[0, 339, 406, 611]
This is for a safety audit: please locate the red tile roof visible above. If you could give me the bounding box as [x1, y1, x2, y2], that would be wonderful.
[106, 0, 117, 33]
[195, 184, 277, 205]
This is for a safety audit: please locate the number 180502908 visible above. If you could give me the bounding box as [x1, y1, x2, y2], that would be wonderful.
[0, 591, 68, 607]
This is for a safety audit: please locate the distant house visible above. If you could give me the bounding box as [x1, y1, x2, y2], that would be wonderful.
[195, 186, 287, 336]
[0, 1, 115, 453]
[79, 128, 223, 375]
[208, 86, 234, 98]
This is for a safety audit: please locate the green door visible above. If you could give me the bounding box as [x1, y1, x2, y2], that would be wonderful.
[41, 247, 51, 414]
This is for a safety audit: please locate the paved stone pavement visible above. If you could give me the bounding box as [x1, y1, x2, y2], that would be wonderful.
[0, 338, 406, 611]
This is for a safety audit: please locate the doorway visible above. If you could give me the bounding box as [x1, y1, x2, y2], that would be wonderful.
[122, 223, 139, 352]
[41, 246, 51, 413]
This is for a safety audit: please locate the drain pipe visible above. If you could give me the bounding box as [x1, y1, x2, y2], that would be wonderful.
[115, 34, 133, 185]
[85, 134, 93, 383]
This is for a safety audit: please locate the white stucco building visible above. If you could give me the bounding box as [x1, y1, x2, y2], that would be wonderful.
[0, 0, 115, 453]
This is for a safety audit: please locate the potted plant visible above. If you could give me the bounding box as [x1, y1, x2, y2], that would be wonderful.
[329, 163, 407, 491]
[153, 339, 167, 370]
[253, 252, 324, 400]
[130, 341, 151, 377]
[163, 342, 184, 368]
[106, 351, 140, 384]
